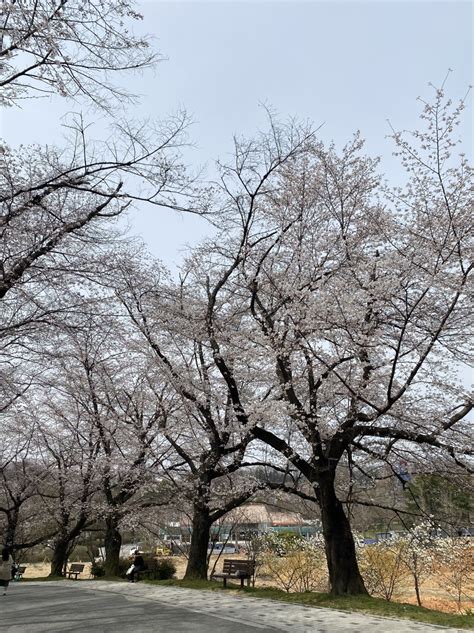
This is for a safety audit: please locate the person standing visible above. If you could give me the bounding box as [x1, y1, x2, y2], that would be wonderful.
[0, 547, 13, 596]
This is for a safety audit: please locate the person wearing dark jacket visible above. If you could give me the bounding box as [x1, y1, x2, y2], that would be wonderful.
[126, 548, 146, 582]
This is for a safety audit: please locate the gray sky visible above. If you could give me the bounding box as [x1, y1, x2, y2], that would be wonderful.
[2, 1, 472, 267]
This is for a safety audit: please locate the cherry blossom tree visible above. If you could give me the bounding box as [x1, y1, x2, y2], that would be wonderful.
[43, 309, 171, 576]
[1, 314, 107, 575]
[2, 289, 176, 575]
[0, 1, 200, 421]
[0, 0, 157, 109]
[111, 118, 329, 579]
[0, 415, 54, 551]
[115, 258, 279, 580]
[34, 405, 101, 577]
[163, 88, 472, 595]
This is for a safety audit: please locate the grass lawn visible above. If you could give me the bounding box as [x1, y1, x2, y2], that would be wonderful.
[148, 579, 474, 630]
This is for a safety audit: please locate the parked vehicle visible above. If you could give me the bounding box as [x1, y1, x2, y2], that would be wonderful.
[208, 542, 237, 554]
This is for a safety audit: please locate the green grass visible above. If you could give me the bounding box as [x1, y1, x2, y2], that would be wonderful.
[147, 579, 474, 630]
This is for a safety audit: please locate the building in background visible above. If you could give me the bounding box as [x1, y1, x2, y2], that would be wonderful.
[160, 503, 321, 549]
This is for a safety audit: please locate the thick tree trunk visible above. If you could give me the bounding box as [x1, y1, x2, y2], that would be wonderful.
[184, 505, 211, 580]
[49, 537, 71, 577]
[317, 471, 367, 595]
[103, 516, 122, 576]
[49, 517, 87, 577]
[4, 510, 18, 550]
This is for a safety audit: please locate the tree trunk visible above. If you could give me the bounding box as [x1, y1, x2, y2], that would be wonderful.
[4, 509, 18, 550]
[184, 505, 211, 580]
[317, 471, 368, 595]
[49, 537, 71, 577]
[103, 516, 122, 576]
[48, 515, 87, 577]
[413, 573, 422, 606]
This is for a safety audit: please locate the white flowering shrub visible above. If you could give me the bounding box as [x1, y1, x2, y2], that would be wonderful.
[357, 537, 409, 601]
[260, 532, 328, 593]
[356, 525, 473, 610]
[401, 523, 438, 607]
[435, 537, 473, 611]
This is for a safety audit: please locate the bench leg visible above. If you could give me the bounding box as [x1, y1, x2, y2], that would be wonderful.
[223, 578, 227, 588]
[240, 577, 244, 588]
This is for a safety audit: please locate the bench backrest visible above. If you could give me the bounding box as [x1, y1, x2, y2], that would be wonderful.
[222, 559, 255, 576]
[69, 563, 85, 572]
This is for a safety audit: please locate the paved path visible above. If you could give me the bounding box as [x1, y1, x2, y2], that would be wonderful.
[0, 581, 465, 632]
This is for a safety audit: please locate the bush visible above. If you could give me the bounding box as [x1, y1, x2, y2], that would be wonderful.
[262, 550, 328, 593]
[435, 537, 473, 611]
[260, 535, 328, 593]
[152, 558, 177, 580]
[358, 538, 409, 601]
[90, 562, 106, 578]
[401, 523, 437, 607]
[262, 532, 306, 556]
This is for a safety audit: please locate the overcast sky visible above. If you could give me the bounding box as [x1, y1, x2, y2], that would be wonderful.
[1, 0, 472, 267]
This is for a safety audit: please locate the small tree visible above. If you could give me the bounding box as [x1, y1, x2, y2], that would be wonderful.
[358, 538, 409, 601]
[401, 523, 437, 607]
[436, 536, 473, 612]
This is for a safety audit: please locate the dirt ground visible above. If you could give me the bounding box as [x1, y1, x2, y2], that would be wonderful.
[392, 569, 474, 614]
[22, 555, 473, 614]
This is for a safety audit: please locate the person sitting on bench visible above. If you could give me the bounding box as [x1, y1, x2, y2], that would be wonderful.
[126, 548, 146, 583]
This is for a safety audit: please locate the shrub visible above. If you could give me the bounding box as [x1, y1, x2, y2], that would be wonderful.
[261, 535, 327, 593]
[90, 562, 106, 578]
[401, 523, 437, 607]
[262, 532, 306, 556]
[435, 537, 473, 612]
[358, 538, 409, 601]
[153, 558, 177, 580]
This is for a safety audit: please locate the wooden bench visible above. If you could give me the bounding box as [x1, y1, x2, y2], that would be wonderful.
[211, 559, 255, 588]
[14, 565, 26, 580]
[66, 563, 85, 580]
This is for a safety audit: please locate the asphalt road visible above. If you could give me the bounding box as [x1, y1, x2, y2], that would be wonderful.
[0, 583, 278, 632]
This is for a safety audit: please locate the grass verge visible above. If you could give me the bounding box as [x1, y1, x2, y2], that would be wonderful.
[147, 579, 474, 630]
